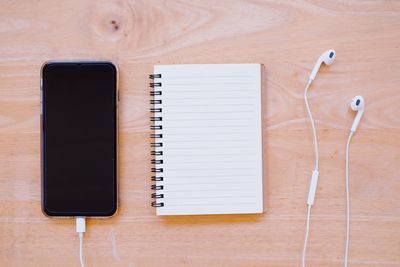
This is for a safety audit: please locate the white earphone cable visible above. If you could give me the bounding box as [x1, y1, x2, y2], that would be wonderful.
[302, 204, 312, 267]
[302, 79, 319, 267]
[304, 79, 319, 172]
[344, 131, 354, 267]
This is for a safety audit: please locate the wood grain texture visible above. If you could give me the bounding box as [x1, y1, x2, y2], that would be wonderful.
[1, 0, 400, 266]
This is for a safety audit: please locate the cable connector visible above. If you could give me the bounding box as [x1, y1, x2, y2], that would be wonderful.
[76, 217, 86, 234]
[76, 217, 86, 267]
[307, 170, 319, 206]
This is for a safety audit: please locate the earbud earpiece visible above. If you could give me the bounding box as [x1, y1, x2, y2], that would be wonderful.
[309, 49, 336, 81]
[350, 95, 365, 132]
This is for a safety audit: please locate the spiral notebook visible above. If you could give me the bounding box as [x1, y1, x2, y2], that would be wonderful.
[150, 64, 263, 215]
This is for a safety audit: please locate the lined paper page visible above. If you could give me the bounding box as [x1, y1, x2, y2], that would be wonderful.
[152, 64, 263, 215]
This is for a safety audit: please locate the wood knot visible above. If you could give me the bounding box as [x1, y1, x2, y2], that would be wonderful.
[89, 0, 133, 42]
[110, 20, 120, 31]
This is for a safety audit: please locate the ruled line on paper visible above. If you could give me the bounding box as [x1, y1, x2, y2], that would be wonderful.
[164, 161, 256, 167]
[163, 110, 255, 114]
[162, 146, 257, 150]
[159, 173, 256, 178]
[161, 96, 256, 100]
[161, 103, 255, 107]
[166, 167, 255, 171]
[161, 75, 255, 79]
[165, 195, 254, 199]
[165, 202, 257, 207]
[163, 124, 255, 129]
[164, 132, 255, 136]
[162, 89, 256, 93]
[164, 188, 256, 193]
[164, 82, 257, 86]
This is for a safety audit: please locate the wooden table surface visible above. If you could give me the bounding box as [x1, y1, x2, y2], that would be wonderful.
[1, 1, 400, 266]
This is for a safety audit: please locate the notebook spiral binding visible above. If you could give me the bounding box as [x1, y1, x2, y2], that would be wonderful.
[150, 73, 164, 208]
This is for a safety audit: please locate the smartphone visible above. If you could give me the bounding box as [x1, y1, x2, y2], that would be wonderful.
[41, 61, 118, 217]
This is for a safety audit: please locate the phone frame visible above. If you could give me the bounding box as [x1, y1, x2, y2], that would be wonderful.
[40, 60, 119, 218]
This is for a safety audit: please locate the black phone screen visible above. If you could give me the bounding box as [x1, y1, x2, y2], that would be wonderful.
[41, 62, 117, 217]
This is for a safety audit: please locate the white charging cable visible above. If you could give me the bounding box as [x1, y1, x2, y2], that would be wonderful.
[76, 217, 86, 267]
[302, 79, 320, 267]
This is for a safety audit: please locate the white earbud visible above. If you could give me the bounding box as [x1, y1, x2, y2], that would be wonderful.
[350, 95, 365, 132]
[309, 49, 336, 81]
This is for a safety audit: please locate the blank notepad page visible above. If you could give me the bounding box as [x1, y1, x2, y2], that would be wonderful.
[151, 64, 263, 215]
